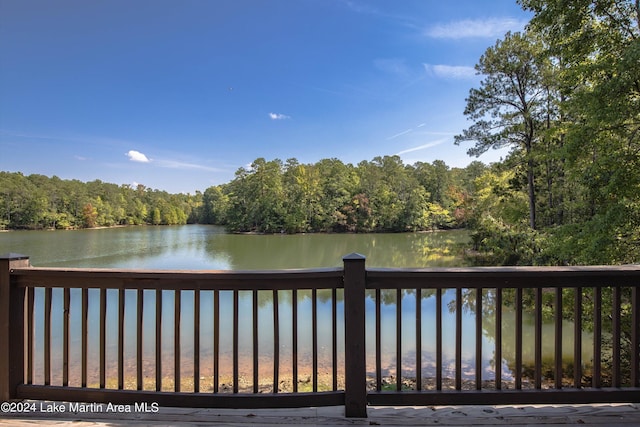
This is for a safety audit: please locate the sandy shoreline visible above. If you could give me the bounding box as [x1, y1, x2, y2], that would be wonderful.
[33, 366, 569, 394]
[31, 349, 597, 394]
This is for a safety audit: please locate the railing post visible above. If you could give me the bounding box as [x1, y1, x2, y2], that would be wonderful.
[0, 253, 30, 401]
[343, 253, 367, 418]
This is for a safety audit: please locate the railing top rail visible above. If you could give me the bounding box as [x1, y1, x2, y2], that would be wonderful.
[11, 264, 640, 290]
[11, 265, 344, 275]
[10, 266, 344, 290]
[368, 264, 640, 274]
[367, 265, 640, 289]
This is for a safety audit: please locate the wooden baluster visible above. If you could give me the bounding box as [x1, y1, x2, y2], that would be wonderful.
[515, 287, 523, 390]
[574, 287, 582, 389]
[155, 289, 162, 391]
[273, 289, 280, 393]
[137, 289, 144, 391]
[535, 288, 542, 389]
[495, 288, 502, 390]
[193, 289, 200, 393]
[396, 288, 402, 391]
[100, 289, 106, 388]
[118, 288, 125, 390]
[253, 290, 259, 393]
[476, 288, 482, 390]
[555, 287, 563, 389]
[416, 288, 422, 391]
[174, 290, 180, 392]
[436, 288, 442, 390]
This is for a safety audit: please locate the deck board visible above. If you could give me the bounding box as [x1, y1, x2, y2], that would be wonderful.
[1, 402, 639, 426]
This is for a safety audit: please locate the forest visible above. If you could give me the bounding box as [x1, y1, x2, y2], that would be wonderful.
[0, 156, 485, 234]
[2, 0, 639, 268]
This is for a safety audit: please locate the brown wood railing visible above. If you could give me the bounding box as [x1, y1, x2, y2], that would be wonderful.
[1, 253, 639, 418]
[364, 266, 640, 409]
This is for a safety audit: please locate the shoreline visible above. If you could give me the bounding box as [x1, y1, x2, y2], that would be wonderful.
[0, 224, 132, 232]
[27, 372, 576, 394]
[1, 223, 462, 235]
[30, 354, 598, 394]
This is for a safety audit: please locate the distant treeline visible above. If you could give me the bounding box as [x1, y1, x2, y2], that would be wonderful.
[0, 171, 197, 229]
[0, 156, 486, 233]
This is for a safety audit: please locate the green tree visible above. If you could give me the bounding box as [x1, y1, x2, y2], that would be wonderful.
[201, 186, 229, 225]
[357, 157, 405, 231]
[402, 187, 430, 231]
[466, 166, 540, 265]
[520, 0, 640, 264]
[455, 31, 551, 230]
[226, 158, 286, 232]
[316, 158, 358, 231]
[151, 207, 162, 225]
[282, 159, 323, 232]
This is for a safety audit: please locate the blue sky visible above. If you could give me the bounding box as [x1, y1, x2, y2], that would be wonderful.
[0, 0, 531, 194]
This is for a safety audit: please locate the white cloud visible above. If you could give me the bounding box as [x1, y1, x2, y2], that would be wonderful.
[425, 18, 527, 39]
[126, 150, 150, 163]
[424, 64, 477, 79]
[396, 138, 448, 155]
[269, 112, 291, 120]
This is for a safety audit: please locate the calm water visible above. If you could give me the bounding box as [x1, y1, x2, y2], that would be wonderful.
[0, 224, 469, 269]
[0, 226, 590, 387]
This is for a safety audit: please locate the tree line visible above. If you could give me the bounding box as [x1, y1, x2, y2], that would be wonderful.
[0, 157, 487, 233]
[0, 172, 198, 229]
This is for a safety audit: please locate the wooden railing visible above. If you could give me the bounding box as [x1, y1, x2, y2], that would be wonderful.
[1, 253, 639, 418]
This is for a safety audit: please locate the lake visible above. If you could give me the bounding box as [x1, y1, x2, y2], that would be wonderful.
[0, 224, 469, 269]
[0, 225, 590, 389]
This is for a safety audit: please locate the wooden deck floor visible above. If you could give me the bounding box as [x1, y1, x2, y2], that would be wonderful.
[1, 402, 639, 426]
